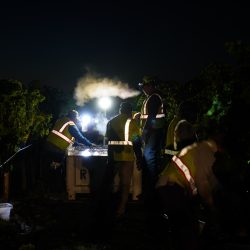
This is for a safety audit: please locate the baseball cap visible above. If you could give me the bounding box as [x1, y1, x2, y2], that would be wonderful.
[68, 110, 80, 120]
[138, 75, 158, 87]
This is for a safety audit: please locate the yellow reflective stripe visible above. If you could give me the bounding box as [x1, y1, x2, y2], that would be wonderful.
[124, 119, 131, 141]
[172, 155, 197, 195]
[141, 93, 165, 118]
[108, 141, 133, 145]
[52, 130, 73, 144]
[140, 114, 165, 119]
[143, 98, 147, 114]
[59, 121, 75, 132]
[165, 149, 179, 155]
[108, 118, 132, 146]
[132, 112, 140, 119]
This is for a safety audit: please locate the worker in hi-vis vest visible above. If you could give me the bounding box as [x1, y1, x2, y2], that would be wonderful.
[163, 100, 199, 164]
[44, 110, 96, 192]
[156, 129, 223, 250]
[47, 110, 96, 156]
[105, 102, 143, 219]
[138, 75, 167, 205]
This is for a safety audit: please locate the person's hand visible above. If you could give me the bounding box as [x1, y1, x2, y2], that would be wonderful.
[73, 142, 84, 147]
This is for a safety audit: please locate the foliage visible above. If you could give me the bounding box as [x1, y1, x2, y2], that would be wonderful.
[19, 243, 36, 250]
[0, 79, 51, 165]
[158, 80, 181, 123]
[188, 63, 234, 127]
[180, 41, 250, 163]
[136, 41, 250, 164]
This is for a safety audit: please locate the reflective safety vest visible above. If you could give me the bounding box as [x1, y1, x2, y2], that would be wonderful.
[172, 155, 197, 195]
[132, 112, 141, 120]
[164, 149, 179, 156]
[107, 114, 140, 161]
[140, 93, 165, 129]
[47, 117, 76, 151]
[108, 119, 133, 146]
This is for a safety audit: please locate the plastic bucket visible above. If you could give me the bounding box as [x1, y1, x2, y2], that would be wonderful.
[0, 203, 13, 221]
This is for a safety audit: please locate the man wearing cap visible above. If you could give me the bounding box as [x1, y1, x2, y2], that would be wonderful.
[46, 110, 96, 155]
[138, 76, 166, 205]
[44, 110, 96, 192]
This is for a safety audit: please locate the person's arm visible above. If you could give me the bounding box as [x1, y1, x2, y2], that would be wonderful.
[132, 135, 143, 170]
[68, 125, 93, 146]
[131, 122, 143, 169]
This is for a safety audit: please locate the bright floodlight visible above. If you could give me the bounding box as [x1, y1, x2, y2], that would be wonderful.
[80, 114, 92, 131]
[98, 97, 112, 111]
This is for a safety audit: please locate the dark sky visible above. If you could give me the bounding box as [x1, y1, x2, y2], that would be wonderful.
[1, 1, 249, 92]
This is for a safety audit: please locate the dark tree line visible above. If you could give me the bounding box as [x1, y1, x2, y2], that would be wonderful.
[0, 40, 249, 197]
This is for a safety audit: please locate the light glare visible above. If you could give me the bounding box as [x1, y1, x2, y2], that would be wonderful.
[98, 97, 112, 110]
[80, 114, 92, 131]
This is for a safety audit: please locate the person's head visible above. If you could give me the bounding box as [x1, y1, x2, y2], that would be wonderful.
[67, 110, 80, 123]
[138, 75, 158, 95]
[177, 100, 198, 124]
[119, 102, 132, 116]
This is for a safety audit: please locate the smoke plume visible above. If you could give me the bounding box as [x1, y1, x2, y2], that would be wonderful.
[74, 73, 140, 106]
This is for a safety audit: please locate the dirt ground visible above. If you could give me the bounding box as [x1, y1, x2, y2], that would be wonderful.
[1, 193, 159, 250]
[1, 193, 250, 250]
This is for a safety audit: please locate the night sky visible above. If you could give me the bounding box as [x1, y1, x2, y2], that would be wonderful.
[1, 1, 249, 93]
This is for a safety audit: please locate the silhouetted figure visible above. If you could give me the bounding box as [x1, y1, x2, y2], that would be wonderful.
[106, 102, 142, 219]
[43, 110, 96, 193]
[138, 76, 166, 203]
[156, 126, 224, 250]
